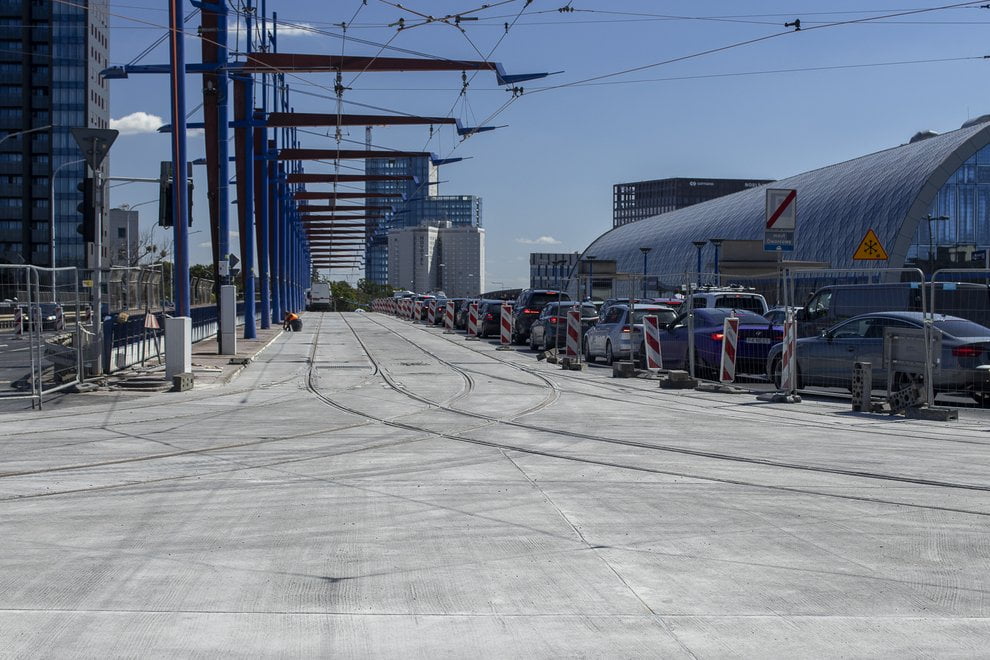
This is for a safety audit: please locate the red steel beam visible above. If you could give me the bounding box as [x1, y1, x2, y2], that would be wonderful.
[297, 205, 389, 213]
[267, 113, 456, 128]
[241, 53, 500, 75]
[279, 148, 431, 161]
[287, 173, 413, 183]
[294, 192, 402, 200]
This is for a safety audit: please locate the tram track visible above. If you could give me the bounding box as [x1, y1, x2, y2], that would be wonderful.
[329, 313, 990, 498]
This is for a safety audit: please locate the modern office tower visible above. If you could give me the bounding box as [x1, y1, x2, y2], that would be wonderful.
[612, 177, 772, 228]
[107, 206, 138, 266]
[529, 252, 578, 289]
[387, 223, 485, 296]
[365, 154, 481, 285]
[0, 0, 109, 269]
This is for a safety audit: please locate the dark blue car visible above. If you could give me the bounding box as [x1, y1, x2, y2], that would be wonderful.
[647, 308, 782, 377]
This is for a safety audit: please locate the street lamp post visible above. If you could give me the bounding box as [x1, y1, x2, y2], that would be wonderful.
[0, 124, 52, 147]
[924, 214, 950, 277]
[709, 238, 723, 286]
[584, 255, 596, 301]
[49, 157, 85, 300]
[639, 247, 652, 299]
[692, 241, 707, 281]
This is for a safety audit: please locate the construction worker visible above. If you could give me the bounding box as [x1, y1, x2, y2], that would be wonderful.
[283, 311, 301, 331]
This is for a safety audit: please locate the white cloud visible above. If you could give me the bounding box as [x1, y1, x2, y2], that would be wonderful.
[110, 111, 164, 135]
[515, 235, 561, 246]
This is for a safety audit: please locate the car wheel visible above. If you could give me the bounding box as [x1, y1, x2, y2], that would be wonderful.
[772, 358, 803, 390]
[638, 342, 647, 369]
[972, 392, 990, 407]
[605, 340, 615, 365]
[529, 331, 538, 351]
[583, 338, 594, 363]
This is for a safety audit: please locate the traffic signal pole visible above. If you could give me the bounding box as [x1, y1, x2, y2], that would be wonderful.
[168, 0, 191, 316]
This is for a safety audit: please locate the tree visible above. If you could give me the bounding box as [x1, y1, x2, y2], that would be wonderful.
[329, 280, 357, 311]
[356, 278, 392, 302]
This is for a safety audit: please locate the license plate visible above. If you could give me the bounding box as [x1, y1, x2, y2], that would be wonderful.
[746, 337, 771, 344]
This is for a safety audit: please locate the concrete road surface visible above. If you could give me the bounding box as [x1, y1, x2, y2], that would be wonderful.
[2, 311, 989, 657]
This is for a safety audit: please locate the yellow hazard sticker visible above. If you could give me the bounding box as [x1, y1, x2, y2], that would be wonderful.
[853, 229, 889, 260]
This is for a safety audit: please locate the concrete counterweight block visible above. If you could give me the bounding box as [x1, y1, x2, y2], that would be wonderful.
[165, 316, 192, 381]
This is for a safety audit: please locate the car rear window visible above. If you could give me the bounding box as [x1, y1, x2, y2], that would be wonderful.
[528, 293, 564, 308]
[700, 309, 769, 324]
[631, 309, 676, 324]
[713, 295, 765, 313]
[934, 319, 990, 338]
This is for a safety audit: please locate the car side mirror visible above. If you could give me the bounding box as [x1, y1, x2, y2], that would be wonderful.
[795, 308, 808, 321]
[821, 329, 832, 341]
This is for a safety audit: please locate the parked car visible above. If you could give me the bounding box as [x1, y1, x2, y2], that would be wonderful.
[455, 299, 477, 330]
[584, 303, 677, 364]
[767, 311, 990, 401]
[17, 302, 65, 331]
[511, 289, 571, 344]
[796, 282, 990, 337]
[430, 297, 448, 324]
[415, 294, 436, 321]
[641, 308, 782, 376]
[690, 286, 769, 315]
[529, 301, 599, 351]
[477, 299, 511, 338]
[764, 306, 803, 325]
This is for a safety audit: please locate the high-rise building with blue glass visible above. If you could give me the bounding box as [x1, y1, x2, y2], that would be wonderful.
[364, 154, 481, 285]
[0, 0, 109, 269]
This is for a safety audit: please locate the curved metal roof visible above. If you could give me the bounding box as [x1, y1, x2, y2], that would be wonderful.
[585, 120, 990, 276]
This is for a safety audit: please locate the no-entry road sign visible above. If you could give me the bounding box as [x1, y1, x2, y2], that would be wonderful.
[764, 188, 796, 252]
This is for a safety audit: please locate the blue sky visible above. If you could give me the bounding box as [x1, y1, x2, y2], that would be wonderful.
[105, 1, 990, 289]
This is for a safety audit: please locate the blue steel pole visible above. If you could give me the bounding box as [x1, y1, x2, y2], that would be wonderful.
[168, 0, 190, 316]
[216, 3, 231, 307]
[269, 145, 281, 322]
[269, 13, 282, 321]
[240, 3, 256, 339]
[254, 114, 270, 329]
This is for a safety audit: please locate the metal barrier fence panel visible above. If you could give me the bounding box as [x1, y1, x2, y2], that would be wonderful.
[785, 268, 930, 402]
[0, 265, 84, 407]
[930, 268, 990, 406]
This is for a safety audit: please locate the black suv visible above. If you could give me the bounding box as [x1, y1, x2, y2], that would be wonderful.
[511, 289, 570, 344]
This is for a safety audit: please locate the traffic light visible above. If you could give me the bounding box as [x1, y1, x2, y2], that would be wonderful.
[158, 161, 195, 227]
[76, 177, 95, 242]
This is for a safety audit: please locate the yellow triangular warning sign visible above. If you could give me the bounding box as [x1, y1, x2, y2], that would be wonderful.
[853, 229, 889, 260]
[144, 312, 160, 330]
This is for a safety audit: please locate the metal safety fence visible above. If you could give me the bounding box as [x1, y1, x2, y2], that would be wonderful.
[929, 268, 990, 406]
[0, 264, 85, 408]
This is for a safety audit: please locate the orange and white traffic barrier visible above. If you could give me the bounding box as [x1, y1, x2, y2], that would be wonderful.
[719, 314, 740, 383]
[643, 314, 663, 371]
[466, 302, 479, 339]
[781, 318, 797, 392]
[444, 300, 455, 333]
[566, 306, 581, 358]
[499, 302, 512, 346]
[427, 299, 437, 325]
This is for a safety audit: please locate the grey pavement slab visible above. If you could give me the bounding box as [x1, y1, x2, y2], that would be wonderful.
[1, 311, 989, 657]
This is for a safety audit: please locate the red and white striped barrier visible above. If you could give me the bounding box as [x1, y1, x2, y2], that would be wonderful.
[467, 302, 479, 339]
[643, 314, 663, 371]
[565, 307, 581, 358]
[719, 314, 740, 383]
[781, 318, 797, 392]
[499, 302, 512, 346]
[427, 299, 437, 325]
[398, 299, 405, 318]
[13, 306, 22, 336]
[444, 300, 455, 332]
[414, 300, 423, 323]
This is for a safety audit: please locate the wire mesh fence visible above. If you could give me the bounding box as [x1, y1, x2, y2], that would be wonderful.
[0, 264, 85, 408]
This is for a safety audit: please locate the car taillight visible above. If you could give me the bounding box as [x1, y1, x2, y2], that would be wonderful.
[710, 332, 724, 341]
[524, 308, 539, 314]
[774, 331, 783, 341]
[484, 313, 493, 321]
[549, 317, 558, 324]
[952, 345, 983, 358]
[622, 325, 630, 333]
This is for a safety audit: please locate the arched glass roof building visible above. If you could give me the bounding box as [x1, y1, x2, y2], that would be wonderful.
[584, 118, 990, 276]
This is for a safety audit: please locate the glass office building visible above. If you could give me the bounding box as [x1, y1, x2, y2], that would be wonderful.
[613, 177, 772, 228]
[0, 0, 108, 269]
[365, 155, 481, 285]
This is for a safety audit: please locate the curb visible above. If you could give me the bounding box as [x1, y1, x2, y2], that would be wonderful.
[220, 329, 285, 385]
